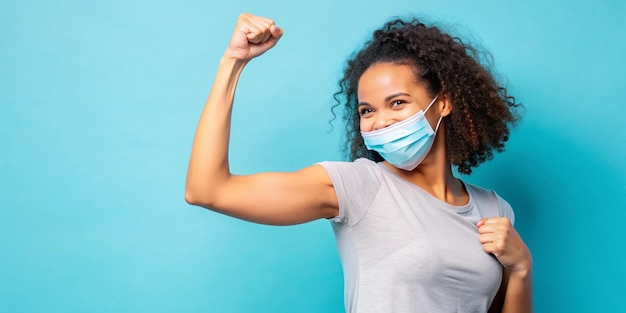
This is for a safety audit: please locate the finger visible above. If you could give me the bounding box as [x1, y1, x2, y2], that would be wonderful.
[238, 12, 274, 28]
[247, 27, 272, 44]
[244, 18, 274, 43]
[476, 218, 487, 227]
[478, 233, 495, 244]
[480, 243, 503, 257]
[249, 20, 273, 42]
[243, 25, 269, 44]
[477, 224, 502, 234]
[242, 13, 275, 26]
[250, 25, 282, 51]
[260, 30, 272, 44]
[483, 217, 511, 225]
[480, 235, 505, 250]
[478, 218, 512, 233]
[270, 25, 283, 40]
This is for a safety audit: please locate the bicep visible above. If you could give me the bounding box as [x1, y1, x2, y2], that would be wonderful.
[205, 164, 338, 225]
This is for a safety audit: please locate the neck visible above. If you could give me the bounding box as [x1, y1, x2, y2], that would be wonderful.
[384, 127, 468, 206]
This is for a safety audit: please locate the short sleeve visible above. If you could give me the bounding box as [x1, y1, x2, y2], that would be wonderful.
[494, 192, 516, 225]
[317, 159, 382, 226]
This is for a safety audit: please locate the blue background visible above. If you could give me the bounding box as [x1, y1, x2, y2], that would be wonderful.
[2, 0, 625, 312]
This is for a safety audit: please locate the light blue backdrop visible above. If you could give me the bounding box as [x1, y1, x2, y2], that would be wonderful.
[2, 0, 625, 312]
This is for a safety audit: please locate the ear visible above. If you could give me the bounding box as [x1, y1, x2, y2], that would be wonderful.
[438, 93, 453, 117]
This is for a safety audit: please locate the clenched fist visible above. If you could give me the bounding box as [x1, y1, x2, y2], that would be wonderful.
[225, 13, 283, 61]
[477, 217, 532, 275]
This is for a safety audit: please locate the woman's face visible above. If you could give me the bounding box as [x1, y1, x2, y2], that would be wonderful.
[357, 62, 439, 132]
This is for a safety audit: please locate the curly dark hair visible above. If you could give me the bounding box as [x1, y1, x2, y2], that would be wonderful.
[332, 18, 522, 174]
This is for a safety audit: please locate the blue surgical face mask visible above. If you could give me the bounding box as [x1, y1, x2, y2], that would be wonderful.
[361, 94, 442, 171]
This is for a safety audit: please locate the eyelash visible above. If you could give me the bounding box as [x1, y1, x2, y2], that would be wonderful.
[359, 100, 406, 116]
[391, 100, 405, 106]
[359, 108, 373, 116]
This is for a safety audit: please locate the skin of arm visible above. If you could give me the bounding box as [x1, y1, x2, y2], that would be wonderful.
[185, 13, 338, 225]
[479, 218, 533, 313]
[186, 12, 532, 310]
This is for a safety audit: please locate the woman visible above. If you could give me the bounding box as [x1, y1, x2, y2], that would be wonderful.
[186, 12, 532, 313]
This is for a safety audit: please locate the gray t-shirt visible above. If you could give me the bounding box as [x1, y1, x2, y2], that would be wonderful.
[318, 158, 514, 313]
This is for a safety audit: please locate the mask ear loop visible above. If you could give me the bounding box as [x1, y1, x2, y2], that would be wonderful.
[425, 92, 444, 133]
[434, 116, 444, 133]
[424, 93, 440, 113]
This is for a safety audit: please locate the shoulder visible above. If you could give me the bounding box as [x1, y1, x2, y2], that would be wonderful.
[317, 158, 384, 225]
[317, 158, 382, 180]
[465, 182, 515, 224]
[318, 157, 379, 168]
[317, 158, 384, 196]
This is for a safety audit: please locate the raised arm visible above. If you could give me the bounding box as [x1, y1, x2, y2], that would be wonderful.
[185, 13, 338, 225]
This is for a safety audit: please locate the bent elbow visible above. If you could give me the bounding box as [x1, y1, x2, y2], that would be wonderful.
[184, 188, 213, 207]
[184, 189, 198, 205]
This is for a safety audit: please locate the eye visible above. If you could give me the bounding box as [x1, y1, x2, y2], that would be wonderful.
[359, 107, 374, 117]
[391, 99, 405, 107]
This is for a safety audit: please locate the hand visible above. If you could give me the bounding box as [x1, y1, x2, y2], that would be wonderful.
[225, 12, 283, 61]
[477, 217, 532, 275]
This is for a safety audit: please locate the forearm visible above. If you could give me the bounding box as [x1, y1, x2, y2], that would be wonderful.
[185, 56, 248, 205]
[501, 268, 533, 313]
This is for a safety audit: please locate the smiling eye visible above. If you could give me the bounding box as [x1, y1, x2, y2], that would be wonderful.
[391, 100, 405, 107]
[359, 107, 374, 116]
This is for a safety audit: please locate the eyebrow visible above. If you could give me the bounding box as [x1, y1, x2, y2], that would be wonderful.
[357, 92, 411, 106]
[385, 92, 411, 102]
